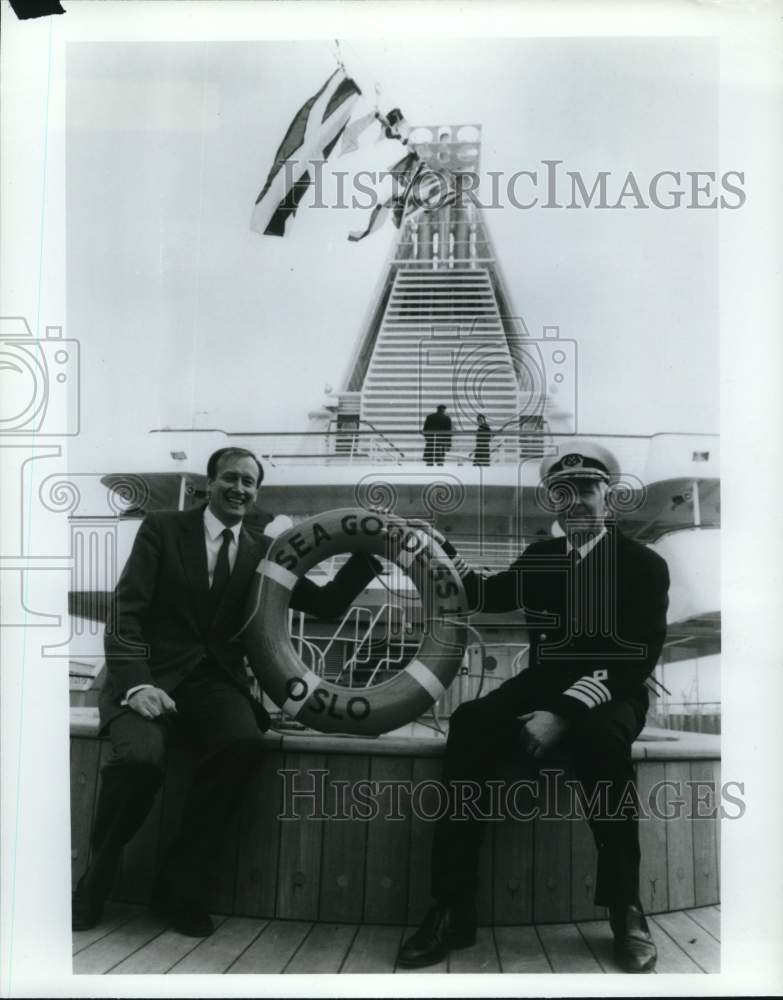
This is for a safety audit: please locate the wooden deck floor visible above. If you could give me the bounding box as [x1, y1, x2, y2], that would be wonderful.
[73, 904, 720, 975]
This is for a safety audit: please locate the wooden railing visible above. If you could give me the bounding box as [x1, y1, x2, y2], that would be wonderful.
[70, 726, 720, 927]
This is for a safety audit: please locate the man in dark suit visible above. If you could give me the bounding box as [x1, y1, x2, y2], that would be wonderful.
[422, 404, 453, 466]
[398, 440, 670, 973]
[72, 447, 378, 937]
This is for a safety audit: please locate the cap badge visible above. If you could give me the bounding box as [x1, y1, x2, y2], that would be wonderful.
[562, 453, 583, 468]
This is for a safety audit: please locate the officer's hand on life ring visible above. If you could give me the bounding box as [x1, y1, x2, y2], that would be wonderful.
[519, 710, 570, 759]
[370, 513, 434, 556]
[396, 518, 446, 547]
[247, 507, 467, 736]
[128, 687, 177, 720]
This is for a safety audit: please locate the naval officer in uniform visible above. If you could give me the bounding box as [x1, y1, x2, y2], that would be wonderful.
[397, 440, 670, 973]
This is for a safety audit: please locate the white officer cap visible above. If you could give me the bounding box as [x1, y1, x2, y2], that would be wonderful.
[539, 439, 620, 484]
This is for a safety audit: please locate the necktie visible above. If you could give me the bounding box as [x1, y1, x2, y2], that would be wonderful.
[209, 528, 233, 616]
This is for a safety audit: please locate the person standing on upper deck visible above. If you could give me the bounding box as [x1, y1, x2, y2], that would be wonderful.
[422, 404, 453, 466]
[472, 413, 492, 467]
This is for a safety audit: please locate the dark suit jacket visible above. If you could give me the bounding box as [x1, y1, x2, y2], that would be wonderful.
[100, 506, 377, 731]
[422, 412, 453, 446]
[463, 526, 670, 719]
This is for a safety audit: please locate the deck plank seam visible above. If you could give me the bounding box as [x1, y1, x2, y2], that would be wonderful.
[649, 914, 708, 974]
[162, 914, 238, 974]
[575, 922, 610, 974]
[567, 807, 574, 925]
[335, 924, 362, 974]
[157, 922, 226, 975]
[392, 927, 406, 974]
[401, 757, 414, 926]
[273, 752, 287, 917]
[530, 813, 537, 924]
[662, 762, 671, 913]
[393, 926, 421, 975]
[357, 762, 371, 925]
[689, 761, 699, 909]
[280, 920, 316, 974]
[489, 926, 504, 974]
[315, 763, 329, 922]
[392, 922, 406, 972]
[72, 912, 717, 974]
[160, 931, 209, 974]
[404, 765, 416, 927]
[683, 908, 720, 943]
[222, 919, 270, 974]
[72, 906, 144, 956]
[100, 918, 168, 974]
[270, 753, 284, 921]
[532, 924, 555, 973]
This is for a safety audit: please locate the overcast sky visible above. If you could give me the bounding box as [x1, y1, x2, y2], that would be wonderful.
[66, 36, 720, 464]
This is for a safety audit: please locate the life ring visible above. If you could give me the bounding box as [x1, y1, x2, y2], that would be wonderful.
[241, 508, 467, 736]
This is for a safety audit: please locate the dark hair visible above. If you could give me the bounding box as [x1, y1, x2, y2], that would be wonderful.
[206, 447, 264, 486]
[437, 404, 447, 412]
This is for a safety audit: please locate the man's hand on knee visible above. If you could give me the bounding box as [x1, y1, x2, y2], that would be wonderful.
[128, 687, 177, 720]
[519, 710, 570, 759]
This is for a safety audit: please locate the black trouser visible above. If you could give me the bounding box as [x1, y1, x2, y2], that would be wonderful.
[82, 659, 265, 908]
[431, 672, 647, 910]
[423, 435, 448, 466]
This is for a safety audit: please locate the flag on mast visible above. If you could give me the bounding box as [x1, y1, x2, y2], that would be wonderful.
[348, 155, 460, 242]
[348, 151, 420, 242]
[404, 165, 459, 222]
[380, 107, 410, 144]
[251, 69, 361, 237]
[339, 109, 379, 156]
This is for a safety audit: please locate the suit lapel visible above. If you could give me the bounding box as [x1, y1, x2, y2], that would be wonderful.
[177, 506, 210, 629]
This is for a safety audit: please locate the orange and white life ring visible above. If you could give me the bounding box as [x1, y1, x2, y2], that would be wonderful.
[241, 508, 467, 736]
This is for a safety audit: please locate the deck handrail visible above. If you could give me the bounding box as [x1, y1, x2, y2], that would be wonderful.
[332, 602, 408, 686]
[354, 418, 408, 461]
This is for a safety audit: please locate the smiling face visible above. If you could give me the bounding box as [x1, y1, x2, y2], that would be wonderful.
[554, 477, 609, 538]
[206, 453, 260, 526]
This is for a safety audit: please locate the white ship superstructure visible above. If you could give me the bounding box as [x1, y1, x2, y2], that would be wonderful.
[68, 123, 721, 735]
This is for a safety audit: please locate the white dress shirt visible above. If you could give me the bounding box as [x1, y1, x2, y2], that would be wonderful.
[123, 508, 242, 704]
[565, 527, 607, 561]
[203, 507, 241, 584]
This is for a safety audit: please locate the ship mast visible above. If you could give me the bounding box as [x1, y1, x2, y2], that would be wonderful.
[334, 123, 566, 461]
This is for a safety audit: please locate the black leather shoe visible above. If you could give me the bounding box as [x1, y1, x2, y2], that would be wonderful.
[150, 895, 214, 938]
[397, 904, 476, 968]
[609, 901, 657, 973]
[71, 878, 103, 931]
